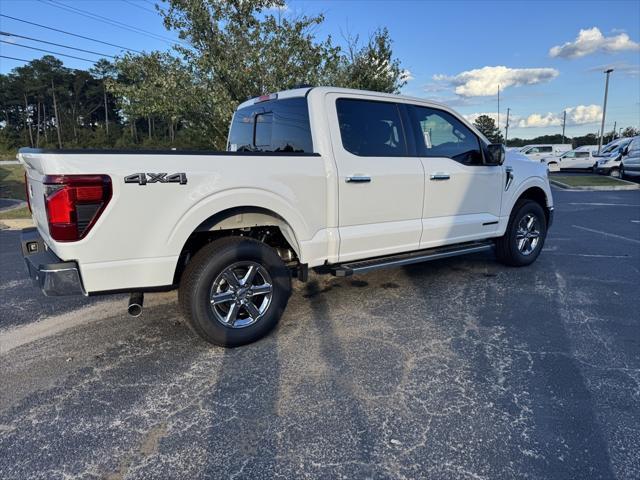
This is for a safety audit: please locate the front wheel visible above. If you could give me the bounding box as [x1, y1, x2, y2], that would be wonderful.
[496, 200, 547, 267]
[610, 167, 621, 178]
[179, 237, 292, 347]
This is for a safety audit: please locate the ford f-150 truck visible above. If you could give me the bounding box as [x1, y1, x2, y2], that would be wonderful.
[19, 87, 553, 347]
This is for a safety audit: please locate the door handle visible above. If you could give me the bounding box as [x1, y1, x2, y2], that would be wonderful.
[430, 173, 450, 181]
[345, 175, 371, 183]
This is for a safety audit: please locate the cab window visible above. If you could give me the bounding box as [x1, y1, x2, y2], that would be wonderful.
[408, 105, 483, 165]
[227, 97, 313, 153]
[336, 98, 408, 156]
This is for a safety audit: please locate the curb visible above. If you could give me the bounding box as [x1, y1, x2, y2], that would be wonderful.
[0, 200, 27, 212]
[550, 179, 640, 191]
[0, 218, 34, 230]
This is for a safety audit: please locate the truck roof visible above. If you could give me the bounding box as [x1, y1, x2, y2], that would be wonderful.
[237, 86, 452, 112]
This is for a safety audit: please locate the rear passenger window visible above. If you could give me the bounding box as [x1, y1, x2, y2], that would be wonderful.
[336, 99, 408, 156]
[227, 97, 313, 153]
[409, 105, 483, 165]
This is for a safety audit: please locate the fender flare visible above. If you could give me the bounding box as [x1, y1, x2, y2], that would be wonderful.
[166, 188, 310, 260]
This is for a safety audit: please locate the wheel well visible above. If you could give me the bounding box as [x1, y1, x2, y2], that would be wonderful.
[517, 187, 549, 223]
[173, 207, 300, 284]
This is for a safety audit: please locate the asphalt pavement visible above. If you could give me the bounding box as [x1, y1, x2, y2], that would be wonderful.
[1, 188, 639, 479]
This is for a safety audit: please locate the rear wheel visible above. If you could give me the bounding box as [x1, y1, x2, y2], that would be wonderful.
[179, 237, 291, 347]
[496, 200, 547, 266]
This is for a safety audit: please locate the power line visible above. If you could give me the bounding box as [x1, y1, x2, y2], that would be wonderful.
[0, 55, 32, 63]
[0, 14, 142, 53]
[41, 0, 186, 46]
[121, 0, 157, 15]
[1, 31, 117, 59]
[0, 40, 96, 62]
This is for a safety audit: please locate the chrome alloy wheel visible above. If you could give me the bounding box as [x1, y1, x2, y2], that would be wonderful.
[516, 213, 541, 256]
[209, 261, 273, 328]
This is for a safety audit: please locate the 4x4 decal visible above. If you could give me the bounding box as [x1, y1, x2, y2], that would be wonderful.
[124, 173, 187, 185]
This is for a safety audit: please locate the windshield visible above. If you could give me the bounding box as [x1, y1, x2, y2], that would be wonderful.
[600, 140, 630, 155]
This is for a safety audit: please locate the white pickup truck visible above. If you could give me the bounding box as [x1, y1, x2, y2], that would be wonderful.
[19, 87, 553, 347]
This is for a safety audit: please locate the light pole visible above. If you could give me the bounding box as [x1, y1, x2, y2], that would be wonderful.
[598, 69, 614, 154]
[505, 107, 510, 145]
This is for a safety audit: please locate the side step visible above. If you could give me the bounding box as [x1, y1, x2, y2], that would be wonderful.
[330, 241, 494, 277]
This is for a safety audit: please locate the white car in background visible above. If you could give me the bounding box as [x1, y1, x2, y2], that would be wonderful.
[543, 145, 599, 172]
[519, 144, 572, 162]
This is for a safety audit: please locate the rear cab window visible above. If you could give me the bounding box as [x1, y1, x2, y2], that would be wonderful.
[227, 97, 313, 153]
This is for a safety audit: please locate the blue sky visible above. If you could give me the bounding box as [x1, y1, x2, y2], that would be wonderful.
[1, 0, 639, 139]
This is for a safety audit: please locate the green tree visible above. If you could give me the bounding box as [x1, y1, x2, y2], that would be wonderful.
[333, 28, 407, 94]
[473, 115, 504, 143]
[108, 52, 197, 145]
[622, 126, 639, 137]
[160, 0, 342, 147]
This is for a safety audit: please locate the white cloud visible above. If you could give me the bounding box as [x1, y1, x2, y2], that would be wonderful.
[433, 66, 559, 97]
[463, 112, 519, 129]
[400, 69, 414, 82]
[588, 61, 640, 77]
[549, 27, 640, 58]
[516, 105, 602, 128]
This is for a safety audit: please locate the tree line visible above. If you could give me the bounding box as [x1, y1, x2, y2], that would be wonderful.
[1, 0, 407, 155]
[472, 114, 638, 148]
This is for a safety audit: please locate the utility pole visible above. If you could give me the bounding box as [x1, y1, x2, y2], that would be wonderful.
[598, 69, 614, 154]
[51, 79, 62, 149]
[505, 108, 510, 145]
[561, 110, 566, 144]
[497, 84, 500, 130]
[612, 120, 616, 141]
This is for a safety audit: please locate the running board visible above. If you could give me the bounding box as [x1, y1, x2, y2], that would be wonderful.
[330, 241, 494, 277]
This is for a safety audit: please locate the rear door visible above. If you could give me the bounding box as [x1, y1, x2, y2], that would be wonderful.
[527, 146, 553, 161]
[326, 94, 424, 262]
[561, 151, 590, 169]
[406, 105, 503, 247]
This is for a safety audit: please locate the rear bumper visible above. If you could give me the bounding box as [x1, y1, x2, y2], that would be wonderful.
[21, 227, 86, 296]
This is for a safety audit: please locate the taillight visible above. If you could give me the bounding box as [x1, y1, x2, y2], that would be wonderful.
[24, 172, 32, 213]
[43, 175, 112, 242]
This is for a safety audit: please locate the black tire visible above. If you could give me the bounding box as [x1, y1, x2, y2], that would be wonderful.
[620, 164, 626, 179]
[496, 200, 547, 267]
[178, 236, 291, 347]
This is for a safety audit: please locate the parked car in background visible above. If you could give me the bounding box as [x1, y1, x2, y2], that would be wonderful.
[620, 136, 640, 179]
[519, 144, 572, 162]
[594, 137, 634, 177]
[543, 145, 599, 172]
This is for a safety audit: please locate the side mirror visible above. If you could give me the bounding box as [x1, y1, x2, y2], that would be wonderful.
[485, 143, 505, 165]
[622, 146, 630, 156]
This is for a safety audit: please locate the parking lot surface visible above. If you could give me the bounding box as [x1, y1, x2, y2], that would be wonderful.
[1, 188, 639, 480]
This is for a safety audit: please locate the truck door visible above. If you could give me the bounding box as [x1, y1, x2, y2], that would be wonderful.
[326, 94, 425, 262]
[406, 105, 503, 248]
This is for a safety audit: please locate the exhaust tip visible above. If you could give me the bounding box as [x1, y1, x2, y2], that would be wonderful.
[128, 292, 144, 317]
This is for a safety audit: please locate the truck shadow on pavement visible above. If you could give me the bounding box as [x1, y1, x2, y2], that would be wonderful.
[0, 253, 620, 479]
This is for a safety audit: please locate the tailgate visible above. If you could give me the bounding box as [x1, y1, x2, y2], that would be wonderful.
[19, 151, 50, 237]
